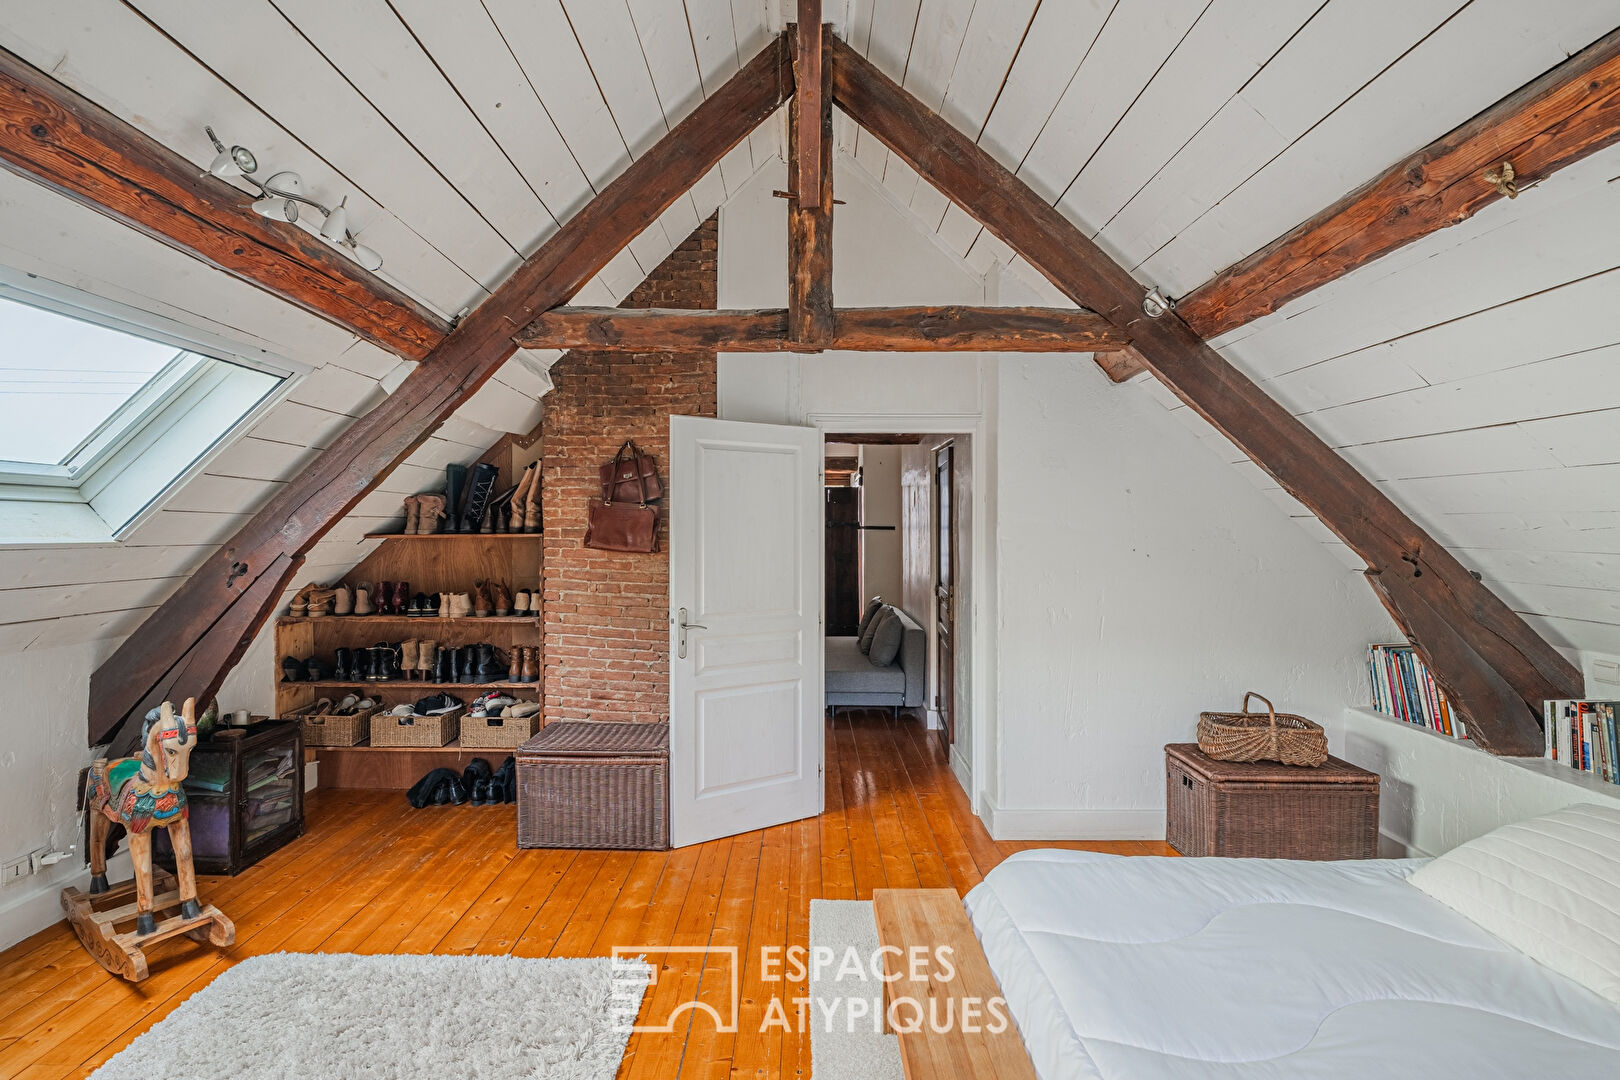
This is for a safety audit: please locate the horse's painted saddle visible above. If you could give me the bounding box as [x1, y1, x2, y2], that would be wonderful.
[93, 759, 187, 834]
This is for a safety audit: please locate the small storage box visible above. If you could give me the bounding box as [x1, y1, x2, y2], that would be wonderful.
[1165, 743, 1379, 860]
[517, 721, 669, 850]
[460, 710, 540, 750]
[369, 707, 462, 748]
[290, 702, 380, 747]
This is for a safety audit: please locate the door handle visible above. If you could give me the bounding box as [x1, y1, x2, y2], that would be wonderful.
[677, 607, 708, 659]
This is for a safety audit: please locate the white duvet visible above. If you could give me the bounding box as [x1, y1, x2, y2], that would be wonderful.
[964, 851, 1620, 1079]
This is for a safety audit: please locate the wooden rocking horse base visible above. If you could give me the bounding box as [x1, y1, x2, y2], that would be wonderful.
[61, 870, 235, 982]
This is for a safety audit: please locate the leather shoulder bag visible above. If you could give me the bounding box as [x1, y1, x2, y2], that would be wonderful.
[584, 443, 659, 553]
[598, 440, 663, 504]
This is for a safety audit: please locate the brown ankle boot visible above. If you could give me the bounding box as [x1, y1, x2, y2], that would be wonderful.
[492, 582, 512, 617]
[402, 495, 420, 535]
[520, 646, 539, 683]
[416, 493, 446, 535]
[472, 582, 492, 618]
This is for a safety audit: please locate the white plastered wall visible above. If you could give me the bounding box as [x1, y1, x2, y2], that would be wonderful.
[719, 152, 1398, 838]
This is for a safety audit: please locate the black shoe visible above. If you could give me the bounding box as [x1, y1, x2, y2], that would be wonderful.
[455, 645, 478, 684]
[433, 647, 453, 684]
[412, 692, 463, 715]
[444, 464, 467, 534]
[427, 593, 442, 617]
[491, 756, 517, 804]
[462, 757, 493, 799]
[354, 648, 374, 682]
[474, 643, 508, 683]
[443, 775, 468, 805]
[388, 642, 406, 680]
[333, 647, 355, 681]
[407, 592, 429, 617]
[281, 656, 306, 683]
[408, 767, 459, 809]
[460, 463, 499, 533]
[305, 657, 327, 682]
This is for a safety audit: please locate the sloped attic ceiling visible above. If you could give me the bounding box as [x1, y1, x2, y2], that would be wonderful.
[0, 2, 1617, 665]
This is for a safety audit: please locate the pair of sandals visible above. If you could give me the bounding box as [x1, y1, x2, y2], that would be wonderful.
[406, 756, 516, 808]
[468, 692, 541, 720]
[308, 694, 376, 718]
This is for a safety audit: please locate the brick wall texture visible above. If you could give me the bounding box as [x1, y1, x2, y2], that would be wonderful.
[540, 217, 717, 724]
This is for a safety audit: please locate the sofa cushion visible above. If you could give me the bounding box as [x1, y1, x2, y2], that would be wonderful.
[825, 637, 907, 694]
[869, 610, 904, 666]
[856, 596, 884, 640]
[858, 604, 888, 654]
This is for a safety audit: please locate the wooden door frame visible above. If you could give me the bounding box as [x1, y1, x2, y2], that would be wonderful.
[812, 411, 987, 815]
[932, 438, 957, 751]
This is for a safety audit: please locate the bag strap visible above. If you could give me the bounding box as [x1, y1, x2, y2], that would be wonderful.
[604, 441, 652, 507]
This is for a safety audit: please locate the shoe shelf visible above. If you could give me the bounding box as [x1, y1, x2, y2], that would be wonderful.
[277, 615, 540, 625]
[293, 679, 535, 691]
[276, 450, 544, 776]
[362, 531, 542, 541]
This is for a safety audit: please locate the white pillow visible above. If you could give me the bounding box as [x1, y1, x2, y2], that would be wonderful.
[1409, 802, 1620, 1006]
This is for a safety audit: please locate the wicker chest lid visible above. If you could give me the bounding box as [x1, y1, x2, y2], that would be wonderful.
[1165, 743, 1376, 785]
[518, 721, 668, 759]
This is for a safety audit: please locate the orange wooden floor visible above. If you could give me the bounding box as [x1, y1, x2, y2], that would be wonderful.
[0, 709, 1170, 1078]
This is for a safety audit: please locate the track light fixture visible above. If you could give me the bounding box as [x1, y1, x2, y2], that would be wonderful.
[204, 127, 383, 272]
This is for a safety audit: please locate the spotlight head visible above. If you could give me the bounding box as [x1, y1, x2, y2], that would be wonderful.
[251, 196, 298, 223]
[264, 171, 304, 197]
[350, 243, 383, 272]
[208, 144, 257, 179]
[319, 201, 349, 243]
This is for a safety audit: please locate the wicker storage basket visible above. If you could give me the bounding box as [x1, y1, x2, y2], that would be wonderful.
[460, 710, 540, 750]
[1197, 691, 1327, 767]
[290, 701, 381, 747]
[517, 721, 668, 850]
[1166, 743, 1379, 859]
[369, 706, 463, 748]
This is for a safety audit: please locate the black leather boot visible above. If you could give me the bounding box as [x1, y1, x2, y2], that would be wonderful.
[462, 758, 493, 803]
[334, 647, 354, 681]
[444, 464, 467, 534]
[492, 756, 517, 804]
[474, 643, 507, 683]
[456, 645, 478, 684]
[460, 463, 499, 533]
[281, 656, 306, 683]
[433, 647, 453, 684]
[353, 647, 373, 682]
[304, 657, 327, 682]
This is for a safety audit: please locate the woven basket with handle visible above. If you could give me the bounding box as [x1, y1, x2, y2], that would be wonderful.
[1197, 692, 1327, 767]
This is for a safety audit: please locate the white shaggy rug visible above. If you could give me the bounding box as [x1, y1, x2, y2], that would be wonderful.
[808, 900, 906, 1080]
[91, 952, 651, 1080]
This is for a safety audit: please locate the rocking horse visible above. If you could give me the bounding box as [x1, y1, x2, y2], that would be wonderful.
[62, 698, 234, 981]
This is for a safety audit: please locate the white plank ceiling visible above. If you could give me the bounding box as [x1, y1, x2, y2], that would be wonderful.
[1, 0, 1617, 670]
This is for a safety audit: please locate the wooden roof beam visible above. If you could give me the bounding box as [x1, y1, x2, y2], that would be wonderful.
[0, 46, 450, 360]
[788, 15, 835, 349]
[1175, 26, 1620, 339]
[87, 32, 796, 747]
[513, 305, 1129, 353]
[828, 33, 1581, 755]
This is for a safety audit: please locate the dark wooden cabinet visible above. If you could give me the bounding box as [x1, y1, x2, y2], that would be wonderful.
[155, 721, 305, 876]
[1165, 743, 1379, 859]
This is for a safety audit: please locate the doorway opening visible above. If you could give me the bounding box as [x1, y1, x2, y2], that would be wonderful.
[822, 432, 974, 788]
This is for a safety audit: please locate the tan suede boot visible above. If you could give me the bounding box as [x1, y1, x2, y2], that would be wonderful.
[287, 582, 316, 617]
[513, 589, 531, 615]
[416, 493, 446, 535]
[399, 639, 419, 675]
[510, 462, 536, 529]
[523, 474, 542, 533]
[354, 583, 374, 616]
[305, 586, 337, 617]
[401, 495, 420, 535]
[332, 584, 353, 616]
[417, 638, 437, 679]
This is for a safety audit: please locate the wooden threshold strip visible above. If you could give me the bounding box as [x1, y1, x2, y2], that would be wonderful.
[513, 305, 1129, 353]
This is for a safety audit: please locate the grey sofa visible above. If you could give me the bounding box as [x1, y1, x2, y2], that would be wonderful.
[825, 605, 926, 709]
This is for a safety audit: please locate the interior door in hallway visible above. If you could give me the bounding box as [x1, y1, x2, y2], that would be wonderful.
[825, 486, 860, 635]
[669, 415, 824, 847]
[934, 441, 955, 746]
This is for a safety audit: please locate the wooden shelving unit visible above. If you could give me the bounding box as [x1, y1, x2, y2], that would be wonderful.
[275, 511, 543, 789]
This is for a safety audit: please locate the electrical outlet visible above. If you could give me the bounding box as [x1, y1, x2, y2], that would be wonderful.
[1592, 658, 1620, 689]
[0, 856, 29, 887]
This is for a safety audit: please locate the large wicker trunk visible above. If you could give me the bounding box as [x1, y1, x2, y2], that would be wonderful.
[1165, 743, 1379, 859]
[517, 721, 669, 850]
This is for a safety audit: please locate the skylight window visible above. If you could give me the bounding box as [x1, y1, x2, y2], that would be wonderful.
[0, 269, 299, 541]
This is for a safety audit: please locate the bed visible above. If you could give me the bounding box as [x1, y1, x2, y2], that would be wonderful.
[962, 845, 1620, 1079]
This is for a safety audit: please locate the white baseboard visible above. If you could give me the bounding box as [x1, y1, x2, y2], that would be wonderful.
[984, 799, 1165, 841]
[305, 760, 319, 792]
[0, 850, 131, 952]
[949, 743, 972, 794]
[923, 709, 943, 731]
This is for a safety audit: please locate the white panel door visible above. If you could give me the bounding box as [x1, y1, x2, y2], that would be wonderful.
[669, 415, 823, 848]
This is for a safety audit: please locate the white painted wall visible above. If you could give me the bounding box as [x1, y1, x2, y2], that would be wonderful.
[857, 447, 903, 608]
[1332, 707, 1620, 857]
[720, 153, 1398, 837]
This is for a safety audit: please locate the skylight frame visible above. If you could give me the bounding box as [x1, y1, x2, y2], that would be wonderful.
[0, 265, 306, 540]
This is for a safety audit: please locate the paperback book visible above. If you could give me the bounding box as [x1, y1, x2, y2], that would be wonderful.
[1543, 699, 1620, 786]
[1367, 644, 1465, 739]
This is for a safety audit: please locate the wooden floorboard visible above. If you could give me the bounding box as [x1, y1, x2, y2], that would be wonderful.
[0, 709, 1171, 1078]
